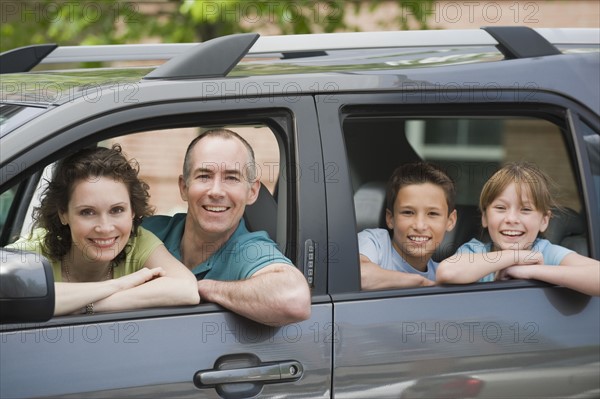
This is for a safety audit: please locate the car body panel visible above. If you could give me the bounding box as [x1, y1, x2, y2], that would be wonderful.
[1, 303, 333, 398]
[332, 287, 600, 398]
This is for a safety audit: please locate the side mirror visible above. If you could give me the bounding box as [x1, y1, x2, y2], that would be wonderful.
[0, 248, 55, 323]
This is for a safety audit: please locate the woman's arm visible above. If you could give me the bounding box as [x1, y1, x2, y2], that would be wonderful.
[93, 245, 200, 313]
[437, 249, 544, 284]
[503, 252, 600, 296]
[54, 267, 165, 315]
[360, 255, 434, 290]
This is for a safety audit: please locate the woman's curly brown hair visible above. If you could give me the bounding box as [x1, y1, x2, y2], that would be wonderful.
[32, 144, 154, 265]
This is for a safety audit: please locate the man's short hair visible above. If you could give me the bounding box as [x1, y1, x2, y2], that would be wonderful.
[182, 128, 257, 182]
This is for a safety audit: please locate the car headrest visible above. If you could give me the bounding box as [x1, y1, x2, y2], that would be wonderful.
[354, 181, 387, 232]
[432, 204, 481, 262]
[244, 183, 277, 240]
[545, 208, 588, 256]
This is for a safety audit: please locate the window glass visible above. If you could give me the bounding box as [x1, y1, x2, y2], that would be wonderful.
[406, 118, 579, 210]
[0, 104, 47, 137]
[0, 185, 17, 232]
[580, 120, 600, 212]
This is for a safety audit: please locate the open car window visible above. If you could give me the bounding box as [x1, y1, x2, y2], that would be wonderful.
[344, 113, 588, 282]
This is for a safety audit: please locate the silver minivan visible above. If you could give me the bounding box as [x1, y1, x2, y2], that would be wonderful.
[2, 27, 599, 398]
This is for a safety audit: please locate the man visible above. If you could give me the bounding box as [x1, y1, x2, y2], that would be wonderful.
[143, 129, 311, 326]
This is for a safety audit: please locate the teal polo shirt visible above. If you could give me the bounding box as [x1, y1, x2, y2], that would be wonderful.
[142, 213, 292, 280]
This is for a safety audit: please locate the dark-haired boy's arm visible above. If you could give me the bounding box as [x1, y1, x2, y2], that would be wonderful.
[360, 255, 435, 290]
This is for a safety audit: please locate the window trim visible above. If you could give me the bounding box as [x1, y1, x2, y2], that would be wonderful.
[320, 90, 596, 295]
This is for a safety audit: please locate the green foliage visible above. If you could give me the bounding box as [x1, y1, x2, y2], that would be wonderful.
[1, 0, 435, 53]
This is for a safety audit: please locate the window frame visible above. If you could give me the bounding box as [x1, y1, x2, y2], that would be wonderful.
[317, 90, 598, 296]
[1, 95, 328, 328]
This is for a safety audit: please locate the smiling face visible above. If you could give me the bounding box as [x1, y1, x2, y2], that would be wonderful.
[482, 182, 550, 251]
[179, 135, 259, 242]
[386, 183, 456, 271]
[59, 176, 134, 264]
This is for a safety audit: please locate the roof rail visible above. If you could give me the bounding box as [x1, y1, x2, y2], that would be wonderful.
[143, 33, 259, 80]
[35, 30, 497, 65]
[32, 43, 193, 64]
[482, 26, 561, 59]
[1, 28, 596, 75]
[5, 30, 494, 68]
[0, 44, 57, 74]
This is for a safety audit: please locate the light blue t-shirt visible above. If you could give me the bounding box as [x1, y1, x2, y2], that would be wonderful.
[142, 214, 292, 280]
[358, 228, 439, 281]
[455, 237, 574, 282]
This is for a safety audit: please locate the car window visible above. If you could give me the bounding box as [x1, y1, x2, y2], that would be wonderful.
[102, 125, 281, 217]
[0, 185, 16, 232]
[345, 114, 587, 276]
[0, 104, 48, 138]
[405, 117, 580, 210]
[1, 174, 48, 246]
[580, 120, 600, 209]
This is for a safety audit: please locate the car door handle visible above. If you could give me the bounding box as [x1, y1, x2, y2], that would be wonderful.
[194, 360, 303, 387]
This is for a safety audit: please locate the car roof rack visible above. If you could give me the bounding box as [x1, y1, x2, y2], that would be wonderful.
[0, 44, 57, 74]
[1, 27, 596, 76]
[482, 26, 561, 59]
[144, 33, 259, 80]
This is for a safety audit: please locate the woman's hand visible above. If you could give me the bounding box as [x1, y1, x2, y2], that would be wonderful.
[112, 267, 165, 291]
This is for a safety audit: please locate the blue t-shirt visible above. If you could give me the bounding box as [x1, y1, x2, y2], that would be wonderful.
[142, 214, 292, 280]
[358, 228, 439, 281]
[455, 237, 574, 282]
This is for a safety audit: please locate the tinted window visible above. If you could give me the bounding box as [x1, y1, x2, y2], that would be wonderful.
[0, 104, 47, 137]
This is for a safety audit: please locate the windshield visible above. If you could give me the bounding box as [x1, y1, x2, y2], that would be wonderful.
[0, 104, 48, 138]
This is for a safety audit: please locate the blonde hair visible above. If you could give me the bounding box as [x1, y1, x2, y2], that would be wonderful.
[480, 162, 559, 216]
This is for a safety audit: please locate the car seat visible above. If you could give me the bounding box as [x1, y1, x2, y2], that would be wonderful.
[244, 182, 278, 241]
[354, 181, 387, 233]
[545, 208, 589, 257]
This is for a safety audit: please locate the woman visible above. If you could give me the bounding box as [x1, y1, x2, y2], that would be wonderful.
[6, 144, 199, 315]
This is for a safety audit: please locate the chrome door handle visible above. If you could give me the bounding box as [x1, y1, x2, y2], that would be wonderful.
[194, 360, 303, 387]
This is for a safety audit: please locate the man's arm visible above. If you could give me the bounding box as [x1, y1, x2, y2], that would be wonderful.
[360, 255, 435, 290]
[197, 263, 311, 326]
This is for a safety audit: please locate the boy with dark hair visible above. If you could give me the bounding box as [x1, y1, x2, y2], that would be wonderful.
[359, 162, 457, 290]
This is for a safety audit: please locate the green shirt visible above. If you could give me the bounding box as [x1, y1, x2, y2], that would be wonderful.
[6, 226, 162, 282]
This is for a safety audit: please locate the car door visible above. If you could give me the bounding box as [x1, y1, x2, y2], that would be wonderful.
[0, 95, 333, 398]
[316, 91, 600, 398]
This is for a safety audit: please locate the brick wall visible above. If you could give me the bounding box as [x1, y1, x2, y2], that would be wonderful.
[345, 1, 599, 30]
